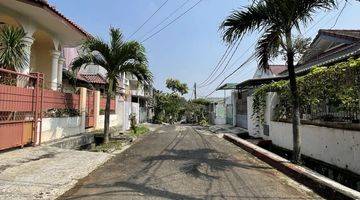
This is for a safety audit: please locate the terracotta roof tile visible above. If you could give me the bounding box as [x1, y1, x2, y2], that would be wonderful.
[77, 74, 107, 84]
[269, 65, 287, 75]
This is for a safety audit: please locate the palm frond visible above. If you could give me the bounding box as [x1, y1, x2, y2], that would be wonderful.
[109, 27, 124, 53]
[256, 25, 282, 71]
[293, 0, 337, 27]
[0, 25, 28, 71]
[83, 37, 111, 64]
[72, 27, 152, 92]
[220, 2, 269, 43]
[71, 54, 93, 71]
[121, 62, 153, 85]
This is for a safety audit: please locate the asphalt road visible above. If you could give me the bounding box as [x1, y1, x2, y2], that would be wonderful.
[60, 125, 322, 200]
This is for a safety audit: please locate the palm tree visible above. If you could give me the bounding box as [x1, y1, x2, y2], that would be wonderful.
[220, 0, 337, 163]
[72, 28, 153, 143]
[0, 25, 28, 71]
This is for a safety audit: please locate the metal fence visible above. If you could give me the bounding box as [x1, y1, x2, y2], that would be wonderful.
[303, 103, 359, 123]
[0, 68, 43, 150]
[0, 68, 82, 150]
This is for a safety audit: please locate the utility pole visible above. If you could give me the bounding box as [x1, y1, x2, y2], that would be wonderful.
[194, 82, 197, 99]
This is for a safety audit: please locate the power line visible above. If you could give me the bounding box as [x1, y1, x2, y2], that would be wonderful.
[142, 0, 203, 43]
[199, 40, 255, 89]
[203, 0, 331, 97]
[199, 41, 241, 88]
[198, 41, 239, 87]
[330, 0, 347, 29]
[205, 53, 256, 97]
[301, 11, 330, 36]
[198, 37, 242, 87]
[198, 44, 232, 86]
[129, 0, 170, 39]
[140, 0, 192, 41]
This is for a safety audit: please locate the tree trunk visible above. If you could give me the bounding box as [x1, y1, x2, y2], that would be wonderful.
[103, 78, 113, 144]
[286, 30, 301, 163]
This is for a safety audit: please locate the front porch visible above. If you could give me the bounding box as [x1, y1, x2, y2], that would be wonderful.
[0, 0, 88, 90]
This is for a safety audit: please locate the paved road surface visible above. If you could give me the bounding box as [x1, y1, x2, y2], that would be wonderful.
[60, 125, 322, 200]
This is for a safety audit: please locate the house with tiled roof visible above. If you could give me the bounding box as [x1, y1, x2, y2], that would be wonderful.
[282, 29, 360, 75]
[0, 0, 89, 90]
[253, 65, 287, 78]
[216, 64, 287, 129]
[0, 0, 129, 150]
[218, 29, 360, 132]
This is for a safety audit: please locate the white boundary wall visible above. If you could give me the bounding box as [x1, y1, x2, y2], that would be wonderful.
[132, 102, 140, 124]
[270, 121, 360, 175]
[247, 93, 275, 139]
[41, 117, 84, 143]
[247, 92, 360, 175]
[97, 114, 121, 128]
[248, 93, 360, 174]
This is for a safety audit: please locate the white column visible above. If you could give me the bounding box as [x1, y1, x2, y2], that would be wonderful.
[57, 57, 65, 88]
[50, 50, 61, 90]
[232, 90, 237, 127]
[22, 36, 35, 74]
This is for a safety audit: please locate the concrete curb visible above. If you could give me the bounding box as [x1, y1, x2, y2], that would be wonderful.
[223, 133, 360, 200]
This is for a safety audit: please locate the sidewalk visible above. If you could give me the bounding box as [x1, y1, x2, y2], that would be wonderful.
[0, 146, 112, 200]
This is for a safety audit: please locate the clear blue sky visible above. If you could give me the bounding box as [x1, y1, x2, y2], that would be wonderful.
[49, 0, 359, 98]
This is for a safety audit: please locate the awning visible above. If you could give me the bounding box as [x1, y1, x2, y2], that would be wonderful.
[236, 76, 288, 89]
[216, 83, 238, 91]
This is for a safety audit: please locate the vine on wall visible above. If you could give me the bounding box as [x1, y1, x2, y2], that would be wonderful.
[252, 58, 360, 124]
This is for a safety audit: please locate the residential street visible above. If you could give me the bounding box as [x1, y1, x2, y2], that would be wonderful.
[60, 125, 322, 200]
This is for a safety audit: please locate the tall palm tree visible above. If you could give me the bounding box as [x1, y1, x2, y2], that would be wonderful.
[220, 0, 337, 163]
[0, 25, 28, 71]
[72, 28, 153, 143]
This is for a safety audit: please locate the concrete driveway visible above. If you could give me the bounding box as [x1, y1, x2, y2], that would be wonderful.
[60, 125, 322, 200]
[0, 146, 111, 200]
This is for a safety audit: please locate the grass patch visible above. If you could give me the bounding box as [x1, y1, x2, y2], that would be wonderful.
[93, 141, 124, 152]
[129, 125, 150, 136]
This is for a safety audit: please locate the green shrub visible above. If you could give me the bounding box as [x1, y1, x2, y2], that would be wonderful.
[43, 108, 80, 118]
[199, 119, 209, 127]
[130, 125, 149, 136]
[253, 58, 360, 124]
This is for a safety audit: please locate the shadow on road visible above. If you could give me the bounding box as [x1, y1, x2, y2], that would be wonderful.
[60, 125, 315, 200]
[143, 148, 271, 180]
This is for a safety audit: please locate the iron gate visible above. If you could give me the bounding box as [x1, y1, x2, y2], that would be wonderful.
[0, 69, 43, 150]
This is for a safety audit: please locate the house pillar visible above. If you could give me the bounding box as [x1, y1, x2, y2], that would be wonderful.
[22, 36, 34, 74]
[94, 91, 101, 130]
[57, 57, 65, 89]
[232, 90, 237, 127]
[79, 87, 87, 132]
[50, 50, 61, 90]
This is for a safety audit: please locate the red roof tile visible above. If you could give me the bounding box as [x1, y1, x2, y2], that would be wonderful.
[77, 74, 107, 85]
[269, 65, 287, 75]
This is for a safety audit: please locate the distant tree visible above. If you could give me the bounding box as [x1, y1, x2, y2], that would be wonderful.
[272, 36, 312, 63]
[72, 28, 152, 143]
[185, 98, 211, 124]
[221, 0, 337, 163]
[166, 78, 189, 95]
